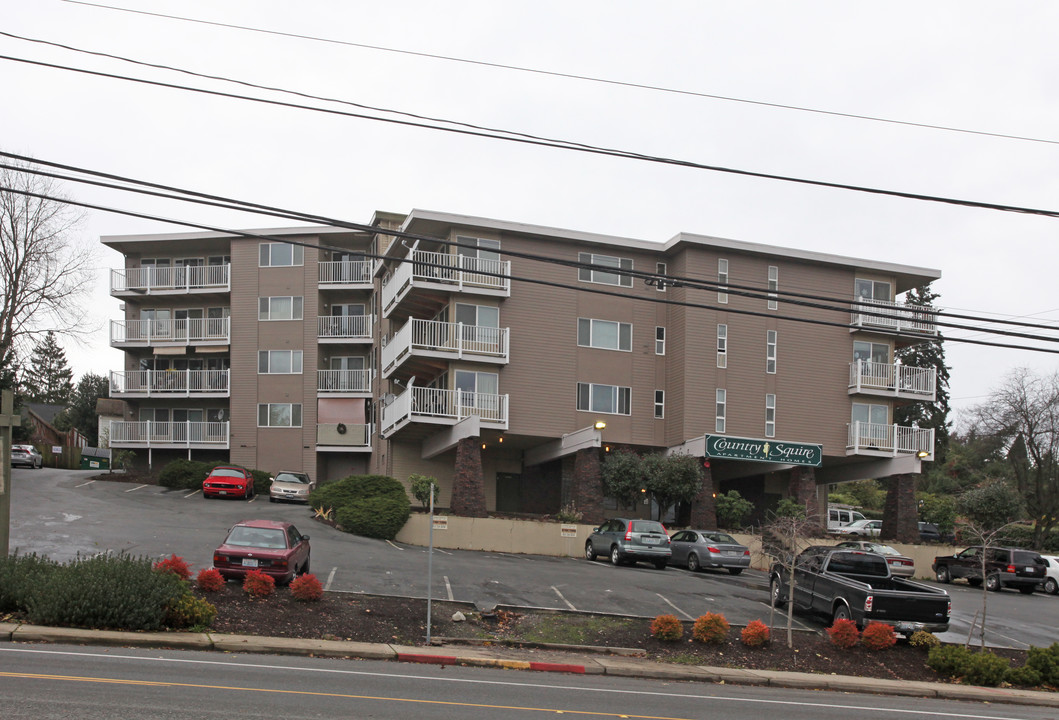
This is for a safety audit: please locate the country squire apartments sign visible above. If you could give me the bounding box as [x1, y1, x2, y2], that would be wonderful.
[704, 435, 822, 467]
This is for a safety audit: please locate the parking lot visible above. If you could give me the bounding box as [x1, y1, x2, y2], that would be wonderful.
[8, 468, 1058, 648]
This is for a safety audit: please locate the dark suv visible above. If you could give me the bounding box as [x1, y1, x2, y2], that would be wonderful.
[585, 518, 671, 569]
[932, 546, 1047, 594]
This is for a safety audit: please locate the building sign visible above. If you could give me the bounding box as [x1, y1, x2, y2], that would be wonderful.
[704, 435, 822, 467]
[560, 524, 578, 538]
[432, 516, 448, 531]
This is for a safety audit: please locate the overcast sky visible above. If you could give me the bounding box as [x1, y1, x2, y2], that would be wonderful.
[4, 1, 1058, 424]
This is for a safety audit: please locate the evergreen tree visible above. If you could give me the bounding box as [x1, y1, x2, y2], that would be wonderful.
[893, 283, 951, 464]
[53, 372, 109, 446]
[23, 331, 74, 404]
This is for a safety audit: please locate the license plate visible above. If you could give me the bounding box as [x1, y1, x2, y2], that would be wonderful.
[218, 490, 227, 495]
[725, 550, 739, 556]
[642, 537, 659, 545]
[242, 558, 259, 567]
[1026, 566, 1036, 572]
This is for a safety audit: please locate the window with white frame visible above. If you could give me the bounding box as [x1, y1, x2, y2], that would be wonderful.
[257, 403, 302, 427]
[578, 252, 633, 287]
[853, 341, 889, 365]
[765, 394, 776, 438]
[456, 236, 501, 262]
[259, 242, 304, 267]
[715, 389, 727, 433]
[654, 390, 665, 419]
[855, 278, 892, 303]
[259, 296, 303, 321]
[576, 382, 631, 415]
[766, 330, 777, 374]
[717, 324, 728, 368]
[768, 266, 778, 310]
[258, 350, 303, 374]
[577, 318, 632, 351]
[655, 326, 665, 355]
[718, 258, 729, 304]
[655, 262, 667, 292]
[851, 402, 889, 446]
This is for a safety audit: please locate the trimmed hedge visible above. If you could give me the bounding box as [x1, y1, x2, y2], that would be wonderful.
[311, 474, 412, 540]
[0, 551, 58, 613]
[158, 460, 211, 489]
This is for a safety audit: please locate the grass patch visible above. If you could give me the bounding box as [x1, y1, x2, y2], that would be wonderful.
[664, 653, 703, 665]
[516, 614, 640, 646]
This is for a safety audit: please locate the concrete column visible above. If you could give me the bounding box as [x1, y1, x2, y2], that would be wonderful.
[449, 436, 487, 518]
[689, 464, 717, 529]
[789, 466, 822, 533]
[572, 448, 604, 525]
[881, 473, 918, 543]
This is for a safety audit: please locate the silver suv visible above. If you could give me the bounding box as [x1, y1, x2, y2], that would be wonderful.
[585, 518, 671, 569]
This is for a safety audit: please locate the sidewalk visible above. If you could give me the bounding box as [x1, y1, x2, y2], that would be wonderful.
[2, 622, 1055, 708]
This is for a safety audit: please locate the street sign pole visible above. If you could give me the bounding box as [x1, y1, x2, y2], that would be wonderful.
[426, 482, 435, 644]
[0, 390, 21, 557]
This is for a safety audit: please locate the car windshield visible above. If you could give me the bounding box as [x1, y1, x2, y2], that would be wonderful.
[703, 532, 737, 544]
[274, 473, 309, 484]
[225, 526, 286, 549]
[630, 521, 666, 533]
[866, 543, 899, 556]
[211, 468, 245, 478]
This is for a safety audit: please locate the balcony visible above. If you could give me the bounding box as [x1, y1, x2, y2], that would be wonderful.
[318, 315, 372, 343]
[109, 420, 230, 449]
[848, 361, 936, 401]
[850, 298, 938, 336]
[380, 387, 508, 437]
[381, 319, 509, 378]
[110, 370, 230, 398]
[110, 318, 230, 348]
[111, 264, 230, 296]
[846, 422, 934, 460]
[381, 250, 511, 318]
[319, 260, 372, 288]
[317, 422, 372, 450]
[317, 369, 373, 395]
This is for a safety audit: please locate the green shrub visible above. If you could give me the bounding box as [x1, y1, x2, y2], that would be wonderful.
[960, 651, 1010, 687]
[165, 591, 217, 629]
[927, 644, 971, 677]
[158, 460, 211, 489]
[715, 490, 753, 530]
[310, 474, 402, 512]
[248, 469, 271, 490]
[1026, 643, 1059, 686]
[692, 612, 729, 644]
[1007, 665, 1043, 687]
[335, 495, 411, 540]
[409, 474, 440, 509]
[0, 551, 58, 613]
[908, 630, 941, 650]
[25, 553, 185, 631]
[650, 614, 684, 642]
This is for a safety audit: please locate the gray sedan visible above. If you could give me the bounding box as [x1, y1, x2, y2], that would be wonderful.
[834, 540, 915, 577]
[669, 529, 750, 574]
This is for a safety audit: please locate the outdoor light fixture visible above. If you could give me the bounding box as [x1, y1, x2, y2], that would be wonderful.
[482, 443, 486, 450]
[594, 421, 607, 430]
[917, 450, 930, 458]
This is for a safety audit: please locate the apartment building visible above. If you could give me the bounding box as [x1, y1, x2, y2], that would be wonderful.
[103, 210, 940, 528]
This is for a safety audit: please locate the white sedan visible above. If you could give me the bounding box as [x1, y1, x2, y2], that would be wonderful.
[831, 518, 882, 538]
[1042, 555, 1059, 595]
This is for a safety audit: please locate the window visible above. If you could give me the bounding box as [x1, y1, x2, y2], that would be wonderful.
[654, 390, 665, 419]
[655, 262, 667, 292]
[259, 296, 303, 321]
[578, 252, 633, 287]
[768, 266, 778, 310]
[577, 318, 632, 351]
[456, 236, 501, 262]
[258, 403, 302, 427]
[766, 330, 777, 374]
[717, 324, 728, 368]
[718, 259, 729, 304]
[258, 350, 303, 374]
[455, 303, 500, 346]
[655, 327, 665, 355]
[259, 242, 303, 267]
[853, 341, 889, 364]
[855, 278, 892, 303]
[852, 402, 888, 426]
[765, 394, 776, 438]
[455, 370, 499, 411]
[715, 389, 727, 433]
[576, 382, 631, 415]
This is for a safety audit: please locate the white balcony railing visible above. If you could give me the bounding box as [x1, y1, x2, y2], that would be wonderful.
[850, 298, 938, 335]
[319, 260, 372, 285]
[381, 318, 509, 376]
[110, 318, 230, 346]
[382, 250, 511, 315]
[847, 421, 934, 459]
[317, 369, 373, 393]
[318, 315, 372, 340]
[381, 386, 509, 436]
[317, 422, 372, 447]
[110, 264, 230, 294]
[108, 420, 230, 448]
[110, 370, 230, 397]
[848, 360, 936, 400]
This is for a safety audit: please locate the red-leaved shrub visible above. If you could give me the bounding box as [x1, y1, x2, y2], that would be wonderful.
[861, 622, 897, 650]
[196, 567, 225, 593]
[153, 554, 192, 580]
[692, 612, 730, 644]
[740, 620, 770, 648]
[827, 618, 860, 649]
[243, 569, 275, 598]
[650, 614, 684, 642]
[290, 573, 324, 602]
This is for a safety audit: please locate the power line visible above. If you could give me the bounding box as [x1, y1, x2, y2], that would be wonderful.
[5, 53, 1059, 222]
[59, 0, 1059, 148]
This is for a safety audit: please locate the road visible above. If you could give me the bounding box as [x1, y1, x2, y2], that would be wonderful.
[8, 468, 1059, 648]
[0, 643, 1052, 720]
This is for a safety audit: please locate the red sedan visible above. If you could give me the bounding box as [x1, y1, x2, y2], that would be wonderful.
[203, 466, 255, 500]
[212, 519, 311, 584]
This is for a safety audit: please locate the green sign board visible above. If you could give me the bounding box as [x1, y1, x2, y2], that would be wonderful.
[704, 435, 822, 467]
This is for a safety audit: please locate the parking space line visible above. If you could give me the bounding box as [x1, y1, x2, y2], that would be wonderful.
[124, 484, 147, 493]
[75, 480, 95, 488]
[443, 576, 454, 601]
[183, 490, 199, 499]
[551, 586, 576, 611]
[656, 592, 694, 620]
[324, 567, 337, 591]
[386, 540, 403, 551]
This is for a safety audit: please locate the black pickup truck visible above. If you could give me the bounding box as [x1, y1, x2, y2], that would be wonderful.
[770, 546, 951, 634]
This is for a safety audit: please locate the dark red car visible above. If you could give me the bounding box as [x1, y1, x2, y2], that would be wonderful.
[212, 519, 311, 584]
[203, 466, 255, 500]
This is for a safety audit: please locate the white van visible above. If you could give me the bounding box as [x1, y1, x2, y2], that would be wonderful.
[828, 507, 866, 530]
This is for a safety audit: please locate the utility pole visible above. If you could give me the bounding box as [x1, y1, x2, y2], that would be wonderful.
[0, 390, 21, 556]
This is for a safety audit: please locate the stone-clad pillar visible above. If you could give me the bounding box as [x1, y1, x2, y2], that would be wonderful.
[789, 467, 822, 533]
[689, 464, 717, 529]
[450, 436, 487, 517]
[572, 448, 604, 525]
[881, 473, 918, 543]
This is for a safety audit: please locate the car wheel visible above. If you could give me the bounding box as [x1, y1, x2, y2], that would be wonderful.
[985, 574, 1001, 592]
[935, 566, 950, 583]
[610, 546, 622, 566]
[770, 577, 786, 608]
[653, 560, 667, 570]
[584, 541, 597, 561]
[832, 604, 852, 624]
[728, 568, 743, 576]
[1045, 577, 1058, 595]
[687, 553, 700, 572]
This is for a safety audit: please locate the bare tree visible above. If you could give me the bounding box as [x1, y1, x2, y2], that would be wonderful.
[762, 502, 821, 648]
[0, 159, 94, 362]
